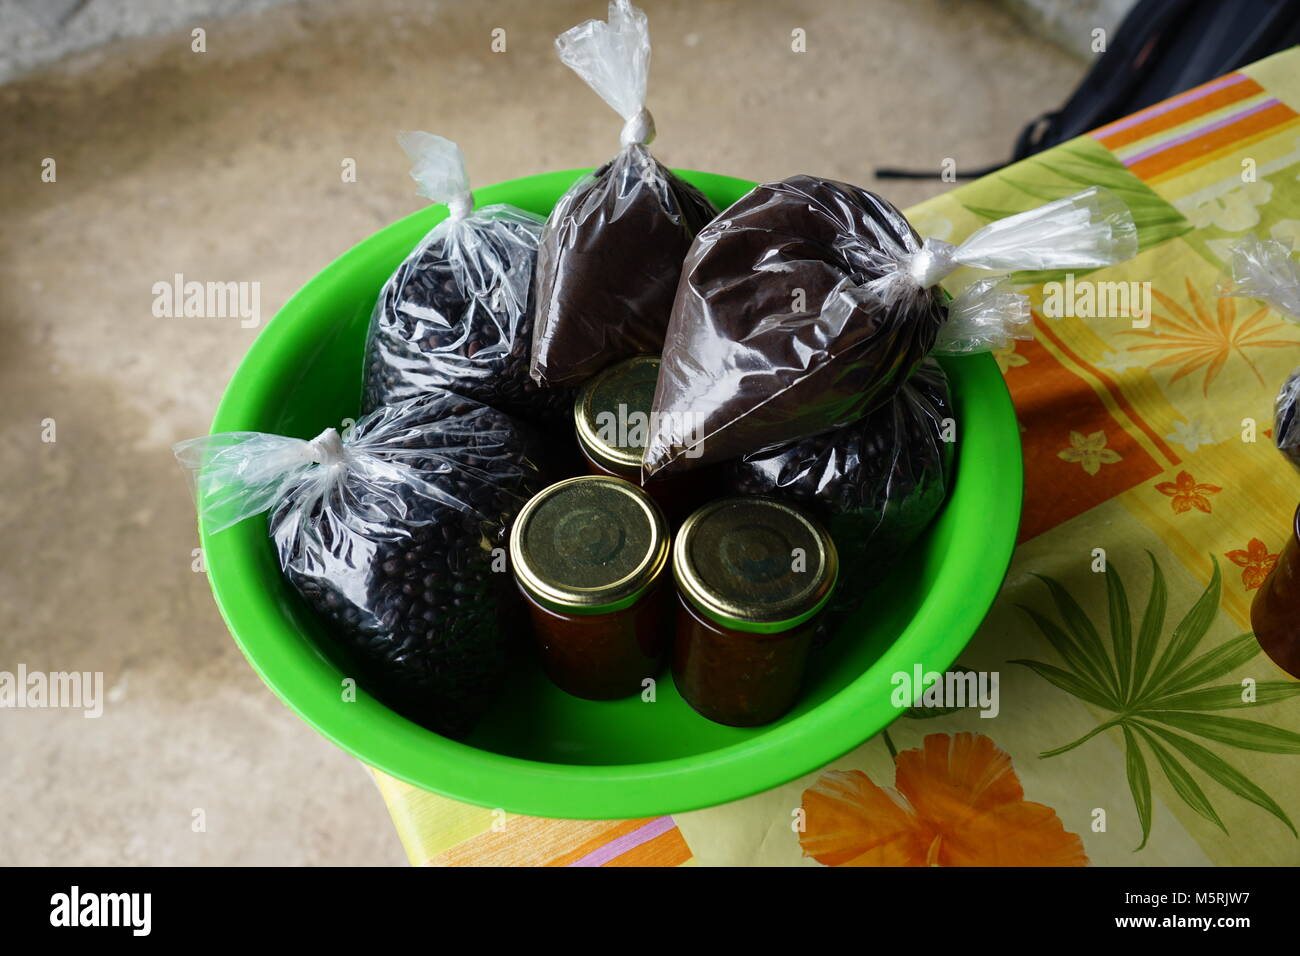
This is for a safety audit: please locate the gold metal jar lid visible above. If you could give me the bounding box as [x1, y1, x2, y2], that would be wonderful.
[573, 354, 661, 472]
[510, 476, 669, 615]
[674, 497, 838, 634]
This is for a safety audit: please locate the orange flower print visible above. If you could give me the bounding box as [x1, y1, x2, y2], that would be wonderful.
[1154, 471, 1222, 514]
[798, 733, 1087, 867]
[1119, 278, 1297, 396]
[1058, 430, 1122, 475]
[1225, 538, 1280, 590]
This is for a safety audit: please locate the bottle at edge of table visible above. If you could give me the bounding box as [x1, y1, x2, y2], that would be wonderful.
[1252, 502, 1300, 680]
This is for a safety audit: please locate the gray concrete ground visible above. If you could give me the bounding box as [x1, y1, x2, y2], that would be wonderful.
[0, 0, 1085, 865]
[0, 0, 291, 83]
[998, 0, 1135, 58]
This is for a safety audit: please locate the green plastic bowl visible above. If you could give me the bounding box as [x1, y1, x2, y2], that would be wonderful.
[201, 169, 1023, 820]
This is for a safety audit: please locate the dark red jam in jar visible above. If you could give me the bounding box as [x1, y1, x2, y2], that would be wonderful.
[574, 354, 712, 524]
[1250, 502, 1300, 679]
[509, 475, 671, 700]
[672, 497, 838, 726]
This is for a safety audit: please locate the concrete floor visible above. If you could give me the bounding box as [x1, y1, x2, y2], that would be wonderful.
[0, 0, 1084, 865]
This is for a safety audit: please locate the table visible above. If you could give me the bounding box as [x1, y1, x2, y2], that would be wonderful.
[370, 48, 1300, 866]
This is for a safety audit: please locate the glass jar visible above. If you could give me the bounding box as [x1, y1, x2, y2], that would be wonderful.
[574, 354, 712, 524]
[672, 497, 838, 726]
[509, 475, 671, 700]
[1251, 502, 1300, 679]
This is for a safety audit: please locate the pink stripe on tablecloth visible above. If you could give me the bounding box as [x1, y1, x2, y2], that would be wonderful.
[1092, 72, 1248, 138]
[1121, 97, 1280, 165]
[565, 816, 677, 867]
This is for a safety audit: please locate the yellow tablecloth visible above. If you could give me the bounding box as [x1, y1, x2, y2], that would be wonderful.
[371, 48, 1300, 866]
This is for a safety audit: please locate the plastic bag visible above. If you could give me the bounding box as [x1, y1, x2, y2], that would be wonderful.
[362, 132, 571, 428]
[1219, 233, 1300, 319]
[644, 176, 1136, 476]
[174, 391, 546, 738]
[1277, 369, 1300, 472]
[529, 0, 717, 387]
[727, 358, 955, 624]
[1218, 234, 1300, 471]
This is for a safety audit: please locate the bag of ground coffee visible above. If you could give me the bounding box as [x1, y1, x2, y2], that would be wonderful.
[363, 132, 570, 428]
[175, 391, 546, 738]
[529, 0, 717, 387]
[1219, 234, 1300, 471]
[644, 179, 1136, 476]
[728, 359, 956, 624]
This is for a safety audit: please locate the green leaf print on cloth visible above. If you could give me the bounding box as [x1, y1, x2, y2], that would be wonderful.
[1013, 553, 1300, 850]
[961, 137, 1192, 286]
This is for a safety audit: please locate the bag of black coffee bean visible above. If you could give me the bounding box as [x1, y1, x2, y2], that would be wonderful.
[363, 132, 571, 428]
[1219, 234, 1300, 471]
[175, 391, 546, 738]
[529, 0, 717, 388]
[727, 359, 956, 624]
[644, 178, 1137, 476]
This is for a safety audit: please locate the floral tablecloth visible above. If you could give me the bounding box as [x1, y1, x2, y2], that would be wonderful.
[370, 49, 1300, 866]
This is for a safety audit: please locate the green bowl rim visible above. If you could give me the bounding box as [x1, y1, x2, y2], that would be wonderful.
[200, 167, 1024, 820]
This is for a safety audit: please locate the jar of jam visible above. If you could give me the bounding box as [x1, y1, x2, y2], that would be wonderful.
[574, 354, 712, 524]
[509, 475, 671, 700]
[1251, 502, 1300, 679]
[672, 497, 838, 726]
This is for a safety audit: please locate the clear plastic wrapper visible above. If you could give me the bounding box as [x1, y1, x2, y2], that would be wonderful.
[1218, 234, 1300, 471]
[529, 0, 717, 387]
[174, 391, 546, 738]
[644, 177, 1136, 476]
[933, 277, 1033, 355]
[1219, 233, 1300, 320]
[363, 132, 571, 428]
[727, 359, 955, 629]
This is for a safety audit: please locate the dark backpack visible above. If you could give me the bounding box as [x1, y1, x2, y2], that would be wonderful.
[878, 0, 1300, 180]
